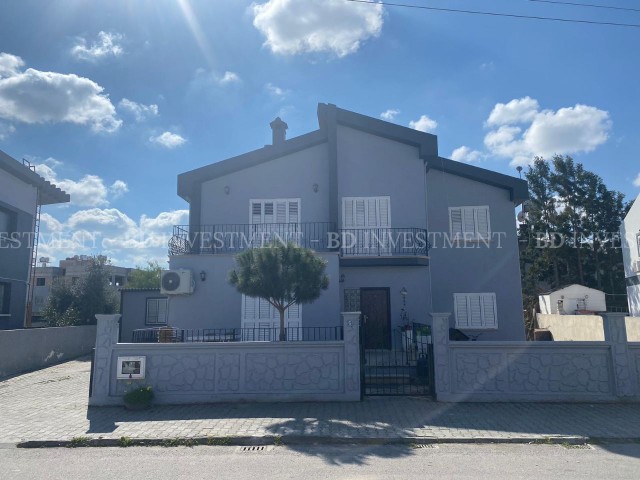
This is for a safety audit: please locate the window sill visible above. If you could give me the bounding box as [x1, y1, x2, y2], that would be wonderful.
[0, 314, 11, 317]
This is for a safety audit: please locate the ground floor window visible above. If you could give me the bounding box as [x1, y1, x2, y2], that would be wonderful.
[145, 298, 168, 325]
[0, 282, 11, 315]
[343, 288, 361, 312]
[454, 293, 497, 329]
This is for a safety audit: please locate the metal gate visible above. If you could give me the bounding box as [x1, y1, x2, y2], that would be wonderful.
[361, 321, 434, 396]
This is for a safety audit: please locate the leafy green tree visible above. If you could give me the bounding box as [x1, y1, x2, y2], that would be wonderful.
[229, 242, 329, 341]
[519, 155, 630, 337]
[127, 261, 163, 289]
[43, 256, 118, 326]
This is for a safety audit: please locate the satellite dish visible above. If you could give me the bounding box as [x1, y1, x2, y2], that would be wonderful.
[39, 257, 50, 263]
[517, 211, 526, 223]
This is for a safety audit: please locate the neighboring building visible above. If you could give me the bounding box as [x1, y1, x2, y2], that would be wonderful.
[119, 288, 168, 342]
[32, 255, 132, 323]
[538, 284, 607, 315]
[154, 104, 528, 342]
[621, 194, 640, 316]
[0, 150, 69, 330]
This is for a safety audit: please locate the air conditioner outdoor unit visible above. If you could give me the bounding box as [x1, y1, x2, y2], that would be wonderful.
[633, 260, 640, 273]
[161, 269, 194, 295]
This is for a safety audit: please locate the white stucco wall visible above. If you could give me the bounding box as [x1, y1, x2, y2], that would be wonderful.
[536, 314, 605, 341]
[0, 169, 37, 214]
[539, 285, 607, 314]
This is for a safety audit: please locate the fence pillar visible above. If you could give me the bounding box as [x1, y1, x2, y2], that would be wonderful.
[430, 312, 451, 400]
[342, 311, 361, 401]
[89, 314, 120, 406]
[602, 312, 638, 398]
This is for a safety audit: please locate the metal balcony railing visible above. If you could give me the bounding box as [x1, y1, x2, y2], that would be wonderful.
[168, 224, 429, 257]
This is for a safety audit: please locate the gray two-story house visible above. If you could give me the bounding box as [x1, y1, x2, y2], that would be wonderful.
[166, 104, 528, 343]
[0, 150, 69, 330]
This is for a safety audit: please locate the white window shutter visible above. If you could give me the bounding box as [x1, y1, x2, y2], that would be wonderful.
[251, 203, 262, 224]
[258, 297, 271, 319]
[243, 295, 256, 320]
[275, 201, 287, 223]
[355, 199, 366, 227]
[481, 294, 497, 327]
[366, 198, 377, 226]
[450, 208, 463, 237]
[476, 207, 490, 238]
[469, 295, 483, 327]
[463, 208, 475, 235]
[287, 302, 300, 319]
[454, 294, 469, 328]
[288, 200, 299, 224]
[343, 199, 355, 228]
[378, 197, 390, 227]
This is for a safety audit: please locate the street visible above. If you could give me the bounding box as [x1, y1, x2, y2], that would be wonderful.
[2, 443, 639, 479]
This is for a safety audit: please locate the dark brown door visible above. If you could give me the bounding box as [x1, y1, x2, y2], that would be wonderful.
[360, 288, 391, 349]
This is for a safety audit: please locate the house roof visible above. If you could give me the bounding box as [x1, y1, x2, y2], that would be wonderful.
[0, 150, 70, 205]
[540, 284, 605, 295]
[177, 103, 528, 204]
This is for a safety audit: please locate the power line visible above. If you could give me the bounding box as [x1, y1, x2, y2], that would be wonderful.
[528, 0, 640, 14]
[344, 0, 640, 28]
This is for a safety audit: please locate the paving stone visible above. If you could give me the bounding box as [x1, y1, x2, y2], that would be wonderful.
[2, 358, 640, 443]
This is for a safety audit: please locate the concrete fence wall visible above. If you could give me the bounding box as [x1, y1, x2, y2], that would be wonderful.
[90, 313, 361, 406]
[536, 314, 605, 341]
[0, 325, 97, 378]
[432, 312, 640, 402]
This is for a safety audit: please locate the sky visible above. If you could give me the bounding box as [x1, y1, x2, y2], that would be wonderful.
[0, 0, 638, 268]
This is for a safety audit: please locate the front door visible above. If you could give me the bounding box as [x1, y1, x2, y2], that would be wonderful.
[360, 288, 391, 349]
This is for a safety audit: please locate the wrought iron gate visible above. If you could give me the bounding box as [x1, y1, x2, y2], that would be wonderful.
[360, 321, 434, 396]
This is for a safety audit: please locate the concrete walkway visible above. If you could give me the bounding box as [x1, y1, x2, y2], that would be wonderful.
[2, 358, 640, 444]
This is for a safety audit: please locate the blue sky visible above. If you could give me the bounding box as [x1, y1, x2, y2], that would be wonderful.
[0, 0, 638, 267]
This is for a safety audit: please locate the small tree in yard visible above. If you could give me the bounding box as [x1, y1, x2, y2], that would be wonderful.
[229, 242, 329, 341]
[127, 260, 163, 289]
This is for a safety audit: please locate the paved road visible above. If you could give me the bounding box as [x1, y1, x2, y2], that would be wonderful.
[2, 358, 640, 443]
[2, 444, 640, 480]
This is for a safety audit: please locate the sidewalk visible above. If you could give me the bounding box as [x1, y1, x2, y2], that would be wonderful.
[2, 358, 640, 445]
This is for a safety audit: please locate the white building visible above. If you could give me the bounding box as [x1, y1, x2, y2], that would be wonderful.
[621, 193, 640, 316]
[538, 284, 607, 315]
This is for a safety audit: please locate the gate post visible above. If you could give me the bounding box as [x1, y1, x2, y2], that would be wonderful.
[89, 314, 120, 406]
[342, 311, 362, 401]
[429, 312, 451, 401]
[602, 312, 638, 398]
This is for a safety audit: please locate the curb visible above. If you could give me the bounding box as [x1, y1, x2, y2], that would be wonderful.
[17, 434, 639, 449]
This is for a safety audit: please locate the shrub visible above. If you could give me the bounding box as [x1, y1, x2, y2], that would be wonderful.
[123, 386, 154, 405]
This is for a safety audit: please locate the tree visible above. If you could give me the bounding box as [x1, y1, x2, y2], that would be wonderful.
[229, 242, 329, 341]
[127, 261, 163, 289]
[519, 155, 630, 337]
[43, 256, 119, 326]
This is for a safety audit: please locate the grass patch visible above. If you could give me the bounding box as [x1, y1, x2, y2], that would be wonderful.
[207, 437, 232, 446]
[118, 436, 133, 448]
[68, 436, 90, 448]
[273, 436, 283, 446]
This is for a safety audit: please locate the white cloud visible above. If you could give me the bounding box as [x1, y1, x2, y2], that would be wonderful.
[71, 31, 124, 61]
[634, 173, 640, 187]
[252, 0, 384, 58]
[218, 71, 241, 85]
[34, 158, 126, 207]
[486, 96, 539, 126]
[118, 98, 158, 122]
[37, 207, 189, 266]
[409, 115, 438, 133]
[451, 146, 482, 163]
[380, 109, 399, 121]
[0, 52, 24, 78]
[265, 82, 287, 97]
[0, 52, 121, 132]
[149, 131, 186, 149]
[483, 98, 612, 166]
[109, 180, 128, 199]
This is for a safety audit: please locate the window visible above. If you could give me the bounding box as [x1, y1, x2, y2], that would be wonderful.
[241, 295, 301, 322]
[36, 277, 46, 286]
[343, 289, 361, 312]
[449, 206, 490, 240]
[636, 233, 640, 257]
[454, 293, 497, 329]
[145, 298, 168, 325]
[342, 197, 390, 229]
[0, 207, 17, 247]
[0, 282, 11, 315]
[250, 199, 300, 224]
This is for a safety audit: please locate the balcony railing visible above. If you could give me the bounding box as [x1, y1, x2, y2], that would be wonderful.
[169, 223, 336, 255]
[169, 224, 429, 257]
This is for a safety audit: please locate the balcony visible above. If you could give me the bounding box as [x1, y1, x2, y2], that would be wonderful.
[169, 224, 429, 264]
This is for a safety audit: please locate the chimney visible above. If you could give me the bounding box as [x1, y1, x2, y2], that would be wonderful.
[270, 117, 288, 146]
